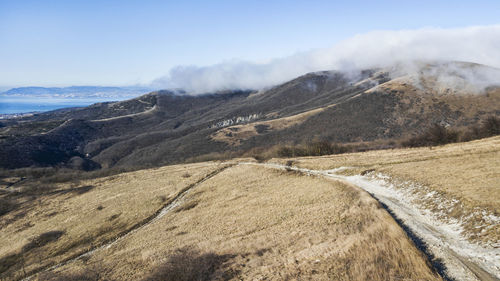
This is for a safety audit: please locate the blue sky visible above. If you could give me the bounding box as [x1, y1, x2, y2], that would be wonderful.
[1, 0, 500, 88]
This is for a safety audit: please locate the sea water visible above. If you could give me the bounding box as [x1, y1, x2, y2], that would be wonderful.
[0, 97, 126, 114]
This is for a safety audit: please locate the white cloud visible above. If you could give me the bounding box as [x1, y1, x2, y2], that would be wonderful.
[153, 25, 500, 94]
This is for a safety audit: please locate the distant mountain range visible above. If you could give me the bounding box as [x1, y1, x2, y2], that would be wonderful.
[0, 61, 499, 170]
[1, 86, 154, 98]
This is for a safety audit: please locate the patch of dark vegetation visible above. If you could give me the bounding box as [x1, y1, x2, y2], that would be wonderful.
[67, 156, 102, 171]
[403, 116, 500, 148]
[0, 198, 16, 216]
[245, 146, 271, 163]
[277, 141, 353, 158]
[275, 116, 500, 158]
[461, 115, 500, 141]
[252, 154, 267, 163]
[142, 247, 239, 281]
[32, 150, 71, 166]
[96, 205, 104, 211]
[0, 165, 138, 186]
[174, 201, 199, 213]
[280, 167, 306, 177]
[402, 124, 459, 147]
[157, 195, 168, 203]
[22, 230, 65, 252]
[108, 213, 121, 221]
[173, 121, 183, 129]
[254, 124, 270, 134]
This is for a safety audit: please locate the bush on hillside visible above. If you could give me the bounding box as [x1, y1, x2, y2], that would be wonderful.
[462, 116, 500, 141]
[277, 141, 350, 157]
[402, 124, 459, 147]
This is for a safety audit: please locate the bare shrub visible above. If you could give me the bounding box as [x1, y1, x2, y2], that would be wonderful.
[277, 141, 351, 158]
[402, 124, 459, 147]
[482, 116, 500, 136]
[462, 116, 500, 141]
[277, 146, 295, 157]
[404, 117, 500, 147]
[252, 154, 266, 163]
[107, 214, 121, 221]
[157, 195, 168, 202]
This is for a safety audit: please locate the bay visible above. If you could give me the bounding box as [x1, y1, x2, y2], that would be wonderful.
[0, 96, 130, 114]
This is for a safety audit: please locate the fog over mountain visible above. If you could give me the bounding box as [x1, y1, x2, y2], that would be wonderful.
[153, 25, 500, 94]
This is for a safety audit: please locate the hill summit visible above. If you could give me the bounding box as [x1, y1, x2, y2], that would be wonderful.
[0, 61, 499, 170]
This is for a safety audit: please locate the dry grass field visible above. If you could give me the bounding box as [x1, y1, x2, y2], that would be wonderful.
[30, 165, 440, 281]
[270, 136, 500, 244]
[2, 137, 498, 280]
[0, 162, 225, 280]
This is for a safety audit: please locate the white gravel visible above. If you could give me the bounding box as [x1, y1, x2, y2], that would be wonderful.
[246, 162, 500, 281]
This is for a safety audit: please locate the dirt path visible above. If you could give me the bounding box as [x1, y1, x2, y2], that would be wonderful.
[243, 162, 500, 281]
[21, 164, 232, 281]
[20, 161, 499, 280]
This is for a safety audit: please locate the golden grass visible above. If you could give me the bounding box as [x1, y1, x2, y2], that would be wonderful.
[0, 162, 224, 280]
[270, 136, 500, 243]
[7, 137, 495, 280]
[211, 105, 334, 146]
[366, 73, 500, 121]
[43, 165, 440, 280]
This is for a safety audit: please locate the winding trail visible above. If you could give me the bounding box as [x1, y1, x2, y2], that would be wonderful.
[21, 164, 232, 281]
[20, 161, 499, 281]
[242, 162, 500, 281]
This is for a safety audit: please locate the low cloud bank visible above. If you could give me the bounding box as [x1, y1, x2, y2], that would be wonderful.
[153, 25, 500, 94]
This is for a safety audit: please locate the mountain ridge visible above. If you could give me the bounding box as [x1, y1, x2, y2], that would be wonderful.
[0, 61, 499, 170]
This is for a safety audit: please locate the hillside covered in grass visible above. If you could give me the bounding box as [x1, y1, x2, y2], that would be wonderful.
[1, 137, 499, 280]
[1, 61, 499, 171]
